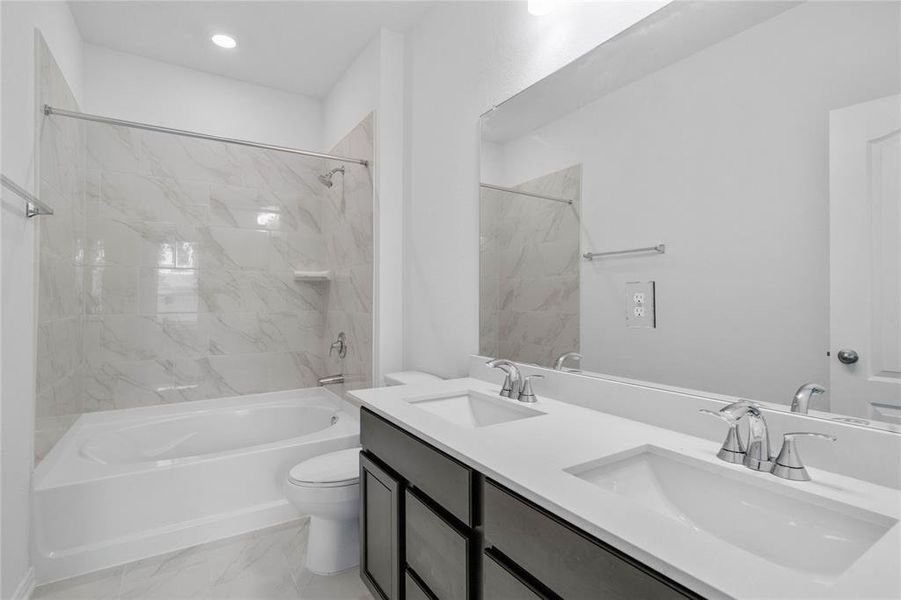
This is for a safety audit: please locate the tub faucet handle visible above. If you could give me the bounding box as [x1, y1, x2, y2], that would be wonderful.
[329, 332, 347, 359]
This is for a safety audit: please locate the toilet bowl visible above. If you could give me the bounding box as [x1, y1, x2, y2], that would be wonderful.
[285, 447, 361, 575]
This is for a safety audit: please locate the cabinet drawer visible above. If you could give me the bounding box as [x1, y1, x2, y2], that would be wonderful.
[483, 481, 700, 600]
[405, 570, 436, 600]
[483, 550, 551, 600]
[405, 490, 470, 600]
[361, 408, 473, 525]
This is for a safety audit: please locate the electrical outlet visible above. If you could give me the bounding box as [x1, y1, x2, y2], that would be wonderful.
[626, 281, 655, 328]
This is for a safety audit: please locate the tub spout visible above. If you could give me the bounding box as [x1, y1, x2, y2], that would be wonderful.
[318, 374, 345, 386]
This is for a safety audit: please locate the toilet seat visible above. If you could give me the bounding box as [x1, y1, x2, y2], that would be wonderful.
[288, 447, 361, 488]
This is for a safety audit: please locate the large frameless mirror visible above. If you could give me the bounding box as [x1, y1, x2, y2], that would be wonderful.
[479, 0, 901, 432]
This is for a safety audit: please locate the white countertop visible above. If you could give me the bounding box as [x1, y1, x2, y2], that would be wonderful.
[351, 378, 901, 600]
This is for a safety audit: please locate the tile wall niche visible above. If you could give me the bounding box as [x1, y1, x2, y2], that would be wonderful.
[479, 165, 581, 367]
[34, 50, 375, 460]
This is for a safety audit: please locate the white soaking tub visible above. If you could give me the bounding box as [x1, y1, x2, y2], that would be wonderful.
[32, 387, 360, 584]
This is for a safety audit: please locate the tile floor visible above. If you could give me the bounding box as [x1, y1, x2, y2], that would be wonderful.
[33, 519, 374, 600]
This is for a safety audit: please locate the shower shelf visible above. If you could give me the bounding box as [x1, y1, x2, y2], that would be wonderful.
[293, 270, 332, 282]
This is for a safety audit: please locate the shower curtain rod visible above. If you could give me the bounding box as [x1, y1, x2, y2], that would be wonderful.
[480, 183, 573, 205]
[43, 105, 370, 167]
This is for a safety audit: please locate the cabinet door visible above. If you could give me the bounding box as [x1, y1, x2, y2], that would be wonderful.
[360, 452, 403, 600]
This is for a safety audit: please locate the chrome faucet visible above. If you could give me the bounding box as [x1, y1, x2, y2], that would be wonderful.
[318, 374, 345, 386]
[717, 400, 774, 472]
[771, 432, 837, 481]
[518, 375, 544, 403]
[702, 401, 838, 482]
[486, 359, 522, 399]
[329, 332, 348, 359]
[790, 382, 825, 414]
[699, 408, 746, 464]
[553, 352, 582, 371]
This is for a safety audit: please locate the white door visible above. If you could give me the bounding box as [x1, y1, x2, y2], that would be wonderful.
[829, 94, 901, 423]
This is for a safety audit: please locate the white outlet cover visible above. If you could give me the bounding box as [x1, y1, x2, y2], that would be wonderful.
[626, 281, 655, 328]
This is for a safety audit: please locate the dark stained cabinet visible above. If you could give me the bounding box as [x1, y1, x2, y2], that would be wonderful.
[360, 453, 403, 600]
[360, 407, 703, 600]
[483, 550, 552, 600]
[405, 570, 436, 600]
[405, 490, 471, 600]
[361, 408, 474, 525]
[483, 481, 702, 600]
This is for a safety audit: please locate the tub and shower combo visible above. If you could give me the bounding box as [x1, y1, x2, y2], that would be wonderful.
[30, 79, 380, 585]
[33, 388, 360, 583]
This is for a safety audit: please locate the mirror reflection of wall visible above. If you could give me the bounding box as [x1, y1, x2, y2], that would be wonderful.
[479, 166, 581, 367]
[480, 1, 901, 429]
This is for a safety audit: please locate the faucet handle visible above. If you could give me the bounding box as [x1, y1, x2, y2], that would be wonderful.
[518, 375, 544, 403]
[771, 432, 837, 481]
[486, 360, 515, 397]
[699, 409, 746, 464]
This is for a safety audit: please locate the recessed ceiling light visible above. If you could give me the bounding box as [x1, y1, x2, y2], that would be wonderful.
[528, 0, 556, 16]
[211, 34, 237, 49]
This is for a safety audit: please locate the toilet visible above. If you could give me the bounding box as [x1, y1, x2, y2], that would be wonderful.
[285, 371, 440, 575]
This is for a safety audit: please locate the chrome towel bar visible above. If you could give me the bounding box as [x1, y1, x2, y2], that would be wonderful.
[583, 244, 665, 261]
[1, 174, 54, 217]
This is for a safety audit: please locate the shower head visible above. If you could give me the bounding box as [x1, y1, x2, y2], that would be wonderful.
[318, 166, 345, 188]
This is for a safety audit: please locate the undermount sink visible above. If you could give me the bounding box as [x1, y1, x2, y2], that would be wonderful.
[565, 446, 895, 576]
[405, 391, 544, 428]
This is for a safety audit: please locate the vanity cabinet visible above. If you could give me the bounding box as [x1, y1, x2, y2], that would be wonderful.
[360, 453, 403, 600]
[482, 550, 551, 600]
[360, 407, 702, 600]
[361, 408, 474, 525]
[483, 481, 701, 599]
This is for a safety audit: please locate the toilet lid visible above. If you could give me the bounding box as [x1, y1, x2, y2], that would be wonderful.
[288, 447, 361, 487]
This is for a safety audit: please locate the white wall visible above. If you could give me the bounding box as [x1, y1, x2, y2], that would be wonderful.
[0, 4, 84, 597]
[83, 44, 322, 150]
[492, 1, 900, 405]
[323, 34, 380, 151]
[403, 1, 666, 378]
[324, 28, 406, 383]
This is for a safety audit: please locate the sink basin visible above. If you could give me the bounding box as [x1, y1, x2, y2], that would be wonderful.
[565, 446, 895, 576]
[406, 391, 544, 428]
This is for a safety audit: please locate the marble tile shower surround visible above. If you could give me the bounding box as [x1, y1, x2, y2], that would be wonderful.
[35, 35, 88, 461]
[34, 92, 374, 459]
[480, 165, 581, 367]
[320, 114, 375, 395]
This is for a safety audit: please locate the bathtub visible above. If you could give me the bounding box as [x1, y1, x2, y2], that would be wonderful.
[32, 387, 360, 584]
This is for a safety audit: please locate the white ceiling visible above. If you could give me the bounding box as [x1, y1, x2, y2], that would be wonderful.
[69, 1, 433, 98]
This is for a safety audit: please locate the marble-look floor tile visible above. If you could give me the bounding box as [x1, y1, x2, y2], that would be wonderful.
[120, 547, 210, 600]
[33, 520, 374, 600]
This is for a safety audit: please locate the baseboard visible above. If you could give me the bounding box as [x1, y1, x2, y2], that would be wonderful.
[12, 567, 35, 600]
